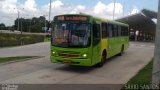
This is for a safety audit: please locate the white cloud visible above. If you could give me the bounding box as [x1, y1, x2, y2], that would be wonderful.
[130, 7, 139, 15]
[51, 0, 64, 8]
[93, 1, 123, 19]
[94, 1, 106, 14]
[0, 0, 17, 14]
[0, 0, 39, 26]
[41, 1, 86, 19]
[0, 0, 125, 26]
[40, 0, 66, 19]
[77, 5, 85, 10]
[0, 0, 18, 26]
[24, 0, 37, 11]
[69, 5, 86, 14]
[106, 2, 123, 15]
[42, 0, 64, 11]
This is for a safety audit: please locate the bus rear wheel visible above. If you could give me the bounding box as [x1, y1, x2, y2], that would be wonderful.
[119, 45, 124, 56]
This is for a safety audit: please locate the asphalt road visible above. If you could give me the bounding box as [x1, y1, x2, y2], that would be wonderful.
[0, 42, 154, 85]
[0, 42, 50, 57]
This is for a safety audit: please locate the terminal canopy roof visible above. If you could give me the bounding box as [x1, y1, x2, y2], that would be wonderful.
[116, 9, 157, 36]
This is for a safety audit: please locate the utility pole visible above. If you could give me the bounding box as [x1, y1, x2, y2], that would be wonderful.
[49, 0, 52, 23]
[152, 0, 160, 86]
[113, 0, 116, 20]
[21, 19, 22, 34]
[14, 8, 24, 34]
[123, 1, 125, 16]
[18, 11, 20, 32]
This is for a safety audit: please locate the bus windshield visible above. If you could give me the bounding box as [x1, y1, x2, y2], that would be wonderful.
[52, 23, 90, 48]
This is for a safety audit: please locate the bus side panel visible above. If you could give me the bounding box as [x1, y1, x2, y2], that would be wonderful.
[114, 37, 121, 55]
[107, 36, 129, 59]
[124, 36, 129, 51]
[107, 38, 116, 58]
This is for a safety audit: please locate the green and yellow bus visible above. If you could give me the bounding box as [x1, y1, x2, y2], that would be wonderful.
[50, 14, 129, 67]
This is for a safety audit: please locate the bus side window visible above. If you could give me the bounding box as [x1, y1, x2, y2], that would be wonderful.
[105, 23, 108, 37]
[121, 26, 124, 36]
[118, 26, 121, 36]
[121, 26, 128, 36]
[113, 25, 118, 37]
[102, 23, 107, 38]
[93, 23, 100, 46]
[125, 27, 129, 36]
[108, 24, 113, 38]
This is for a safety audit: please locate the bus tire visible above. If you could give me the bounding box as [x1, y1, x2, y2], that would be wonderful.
[97, 51, 106, 67]
[119, 45, 124, 56]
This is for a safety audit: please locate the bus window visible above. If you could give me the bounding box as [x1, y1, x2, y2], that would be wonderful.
[93, 23, 100, 46]
[113, 25, 118, 37]
[121, 26, 125, 36]
[125, 27, 129, 36]
[108, 24, 113, 38]
[102, 23, 107, 38]
[118, 26, 121, 36]
[52, 23, 91, 47]
[121, 26, 128, 36]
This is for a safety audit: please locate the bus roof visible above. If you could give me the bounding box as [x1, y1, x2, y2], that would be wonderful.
[54, 14, 129, 27]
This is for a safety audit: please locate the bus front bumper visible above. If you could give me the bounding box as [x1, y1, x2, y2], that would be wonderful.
[50, 56, 92, 66]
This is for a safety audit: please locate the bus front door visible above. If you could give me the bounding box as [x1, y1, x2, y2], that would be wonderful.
[92, 23, 101, 65]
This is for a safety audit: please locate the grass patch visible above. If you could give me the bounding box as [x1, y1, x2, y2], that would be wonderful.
[122, 60, 154, 90]
[0, 33, 44, 47]
[0, 56, 38, 63]
[127, 60, 153, 85]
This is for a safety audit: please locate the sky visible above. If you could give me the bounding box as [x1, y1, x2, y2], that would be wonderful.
[0, 0, 158, 26]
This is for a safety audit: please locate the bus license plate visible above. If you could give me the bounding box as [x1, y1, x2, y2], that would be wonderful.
[64, 60, 72, 63]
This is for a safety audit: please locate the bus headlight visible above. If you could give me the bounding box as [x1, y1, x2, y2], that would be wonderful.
[53, 51, 56, 54]
[82, 53, 87, 58]
[52, 51, 56, 55]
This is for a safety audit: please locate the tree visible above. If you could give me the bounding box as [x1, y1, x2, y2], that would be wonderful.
[14, 16, 49, 33]
[0, 23, 6, 30]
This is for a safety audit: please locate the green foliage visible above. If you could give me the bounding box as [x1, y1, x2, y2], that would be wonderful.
[0, 33, 44, 47]
[14, 16, 49, 33]
[0, 23, 14, 30]
[30, 22, 41, 32]
[0, 23, 5, 30]
[0, 36, 5, 41]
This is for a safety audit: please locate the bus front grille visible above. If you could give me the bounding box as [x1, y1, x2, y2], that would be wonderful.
[57, 51, 80, 58]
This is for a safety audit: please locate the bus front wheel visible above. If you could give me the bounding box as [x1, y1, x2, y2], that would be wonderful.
[96, 51, 106, 67]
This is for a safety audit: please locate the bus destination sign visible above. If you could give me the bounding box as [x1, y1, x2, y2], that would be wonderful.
[54, 15, 89, 22]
